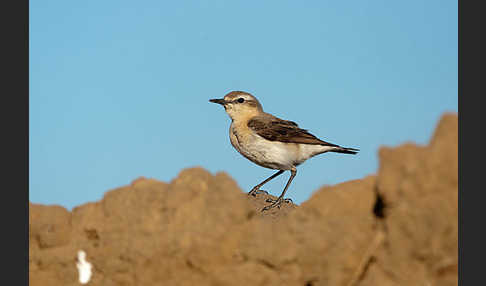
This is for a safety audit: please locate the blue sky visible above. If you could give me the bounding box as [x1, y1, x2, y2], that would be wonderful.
[30, 0, 457, 209]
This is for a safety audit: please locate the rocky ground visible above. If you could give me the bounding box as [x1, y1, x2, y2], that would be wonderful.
[29, 113, 458, 286]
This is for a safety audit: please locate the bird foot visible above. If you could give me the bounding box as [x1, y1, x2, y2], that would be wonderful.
[261, 197, 293, 212]
[265, 197, 293, 204]
[248, 188, 268, 197]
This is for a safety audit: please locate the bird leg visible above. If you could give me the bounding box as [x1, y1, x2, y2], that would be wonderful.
[248, 170, 284, 197]
[262, 168, 297, 211]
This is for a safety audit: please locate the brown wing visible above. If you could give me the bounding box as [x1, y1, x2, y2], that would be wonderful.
[247, 115, 339, 147]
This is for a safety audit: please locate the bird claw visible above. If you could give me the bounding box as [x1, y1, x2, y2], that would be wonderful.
[248, 188, 268, 197]
[265, 197, 293, 204]
[262, 197, 293, 211]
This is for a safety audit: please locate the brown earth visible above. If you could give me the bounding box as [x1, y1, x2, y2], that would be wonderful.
[29, 113, 458, 286]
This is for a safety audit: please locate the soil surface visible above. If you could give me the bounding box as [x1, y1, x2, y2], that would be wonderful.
[29, 113, 458, 286]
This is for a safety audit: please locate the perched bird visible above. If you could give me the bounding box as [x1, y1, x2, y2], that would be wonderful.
[210, 91, 359, 211]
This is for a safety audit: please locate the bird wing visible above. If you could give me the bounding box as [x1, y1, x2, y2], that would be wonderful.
[247, 114, 339, 147]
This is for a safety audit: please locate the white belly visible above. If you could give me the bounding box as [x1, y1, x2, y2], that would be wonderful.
[229, 125, 334, 170]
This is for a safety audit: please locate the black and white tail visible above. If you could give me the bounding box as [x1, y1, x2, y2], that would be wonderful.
[331, 146, 359, 155]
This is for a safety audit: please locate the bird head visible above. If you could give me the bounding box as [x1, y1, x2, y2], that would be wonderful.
[210, 91, 263, 121]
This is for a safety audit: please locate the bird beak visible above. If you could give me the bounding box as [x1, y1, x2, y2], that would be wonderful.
[209, 98, 226, 106]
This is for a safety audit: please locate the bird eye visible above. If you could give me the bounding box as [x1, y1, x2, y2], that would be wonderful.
[237, 98, 245, 103]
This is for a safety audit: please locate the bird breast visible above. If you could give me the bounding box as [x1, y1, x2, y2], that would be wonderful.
[229, 122, 301, 170]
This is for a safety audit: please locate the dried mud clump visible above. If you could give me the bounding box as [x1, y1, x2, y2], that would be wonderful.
[29, 113, 457, 286]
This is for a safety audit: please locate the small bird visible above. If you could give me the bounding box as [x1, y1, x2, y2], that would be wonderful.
[210, 91, 359, 211]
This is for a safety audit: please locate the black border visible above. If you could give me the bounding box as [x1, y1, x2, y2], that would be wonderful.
[3, 0, 29, 284]
[458, 0, 483, 285]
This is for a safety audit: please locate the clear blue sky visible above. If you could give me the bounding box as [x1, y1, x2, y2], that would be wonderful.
[30, 0, 457, 210]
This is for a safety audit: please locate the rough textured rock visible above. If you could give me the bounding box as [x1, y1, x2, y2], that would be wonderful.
[29, 113, 458, 286]
[362, 113, 458, 286]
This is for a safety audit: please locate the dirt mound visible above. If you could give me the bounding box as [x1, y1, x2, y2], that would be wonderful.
[29, 113, 457, 286]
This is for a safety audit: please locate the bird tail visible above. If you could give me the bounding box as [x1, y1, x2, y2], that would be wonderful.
[331, 146, 359, 155]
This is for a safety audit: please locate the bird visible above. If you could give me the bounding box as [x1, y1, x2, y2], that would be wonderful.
[209, 91, 359, 211]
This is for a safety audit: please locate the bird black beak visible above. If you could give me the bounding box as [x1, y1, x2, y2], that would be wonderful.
[209, 98, 226, 106]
